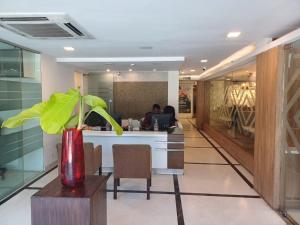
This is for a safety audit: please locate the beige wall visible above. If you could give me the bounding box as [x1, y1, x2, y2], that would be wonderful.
[41, 54, 78, 170]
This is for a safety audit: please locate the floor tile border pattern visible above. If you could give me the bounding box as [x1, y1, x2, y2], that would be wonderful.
[174, 174, 185, 225]
[186, 119, 254, 189]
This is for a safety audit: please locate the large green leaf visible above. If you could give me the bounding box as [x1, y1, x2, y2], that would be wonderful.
[92, 106, 123, 135]
[1, 101, 47, 128]
[40, 88, 80, 134]
[65, 115, 79, 128]
[83, 95, 107, 109]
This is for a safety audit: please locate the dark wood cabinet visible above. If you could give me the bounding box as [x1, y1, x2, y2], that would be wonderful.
[31, 175, 107, 225]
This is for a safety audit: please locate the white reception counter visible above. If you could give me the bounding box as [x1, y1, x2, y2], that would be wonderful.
[83, 129, 184, 174]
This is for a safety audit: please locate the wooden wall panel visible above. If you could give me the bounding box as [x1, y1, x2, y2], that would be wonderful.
[254, 46, 283, 209]
[196, 81, 205, 129]
[113, 82, 168, 118]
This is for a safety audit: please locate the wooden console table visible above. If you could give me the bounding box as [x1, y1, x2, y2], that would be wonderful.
[31, 175, 107, 225]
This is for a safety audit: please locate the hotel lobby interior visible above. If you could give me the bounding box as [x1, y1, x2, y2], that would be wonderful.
[0, 1, 300, 225]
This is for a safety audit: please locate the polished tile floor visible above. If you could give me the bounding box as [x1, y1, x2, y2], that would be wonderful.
[0, 119, 286, 225]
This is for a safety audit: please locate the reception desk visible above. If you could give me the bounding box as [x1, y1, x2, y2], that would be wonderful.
[83, 128, 184, 174]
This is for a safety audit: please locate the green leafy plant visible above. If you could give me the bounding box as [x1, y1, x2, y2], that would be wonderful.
[1, 88, 123, 135]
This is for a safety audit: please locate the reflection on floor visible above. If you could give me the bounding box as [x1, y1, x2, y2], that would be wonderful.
[0, 170, 41, 200]
[0, 119, 287, 225]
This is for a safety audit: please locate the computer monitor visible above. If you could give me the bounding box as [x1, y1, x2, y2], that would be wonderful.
[84, 112, 122, 127]
[84, 111, 106, 127]
[151, 114, 172, 131]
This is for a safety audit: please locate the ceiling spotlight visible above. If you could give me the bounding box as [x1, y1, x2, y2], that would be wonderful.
[64, 47, 75, 51]
[227, 31, 241, 38]
[130, 63, 135, 66]
[200, 59, 208, 63]
[190, 69, 196, 72]
[153, 68, 157, 72]
[129, 69, 133, 72]
[180, 71, 185, 74]
[106, 69, 111, 72]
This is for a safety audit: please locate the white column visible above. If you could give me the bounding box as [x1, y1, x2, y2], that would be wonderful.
[168, 71, 179, 117]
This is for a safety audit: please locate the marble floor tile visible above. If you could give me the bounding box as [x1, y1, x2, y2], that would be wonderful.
[0, 189, 37, 225]
[181, 195, 286, 225]
[178, 164, 258, 196]
[286, 209, 300, 224]
[185, 147, 228, 164]
[106, 174, 174, 192]
[200, 131, 212, 139]
[185, 138, 212, 148]
[108, 192, 177, 225]
[183, 131, 203, 138]
[29, 168, 58, 188]
[208, 138, 221, 147]
[217, 148, 239, 165]
[235, 165, 253, 184]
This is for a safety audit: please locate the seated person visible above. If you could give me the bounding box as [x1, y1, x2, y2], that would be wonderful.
[163, 105, 177, 127]
[152, 104, 161, 114]
[141, 104, 161, 130]
[141, 111, 153, 130]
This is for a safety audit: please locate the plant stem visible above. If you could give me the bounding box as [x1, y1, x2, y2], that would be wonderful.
[77, 96, 83, 130]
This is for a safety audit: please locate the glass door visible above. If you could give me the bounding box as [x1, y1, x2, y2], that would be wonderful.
[0, 41, 43, 201]
[282, 39, 300, 224]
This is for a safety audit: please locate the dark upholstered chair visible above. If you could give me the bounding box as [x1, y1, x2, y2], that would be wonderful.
[112, 144, 152, 200]
[57, 143, 102, 176]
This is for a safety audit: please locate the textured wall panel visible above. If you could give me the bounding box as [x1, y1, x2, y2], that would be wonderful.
[113, 82, 168, 119]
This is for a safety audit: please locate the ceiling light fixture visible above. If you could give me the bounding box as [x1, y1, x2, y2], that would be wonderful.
[129, 69, 133, 72]
[106, 69, 110, 72]
[200, 59, 208, 63]
[130, 63, 135, 66]
[227, 31, 241, 38]
[153, 68, 157, 72]
[190, 69, 195, 72]
[56, 56, 185, 63]
[64, 46, 75, 51]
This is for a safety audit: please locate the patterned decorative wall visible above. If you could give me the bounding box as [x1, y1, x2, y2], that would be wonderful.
[209, 81, 256, 136]
[113, 82, 168, 119]
[282, 40, 300, 217]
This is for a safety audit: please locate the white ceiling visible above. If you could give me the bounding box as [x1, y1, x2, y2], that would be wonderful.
[0, 0, 299, 74]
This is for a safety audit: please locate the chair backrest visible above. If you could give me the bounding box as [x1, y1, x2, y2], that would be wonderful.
[112, 144, 151, 179]
[57, 143, 102, 175]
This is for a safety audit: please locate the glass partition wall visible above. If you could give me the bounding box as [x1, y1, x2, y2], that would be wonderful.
[281, 39, 300, 224]
[204, 64, 256, 154]
[0, 40, 43, 201]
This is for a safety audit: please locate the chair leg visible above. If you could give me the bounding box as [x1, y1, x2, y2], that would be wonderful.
[114, 178, 118, 199]
[117, 178, 120, 186]
[149, 177, 152, 187]
[147, 178, 151, 200]
[98, 166, 102, 176]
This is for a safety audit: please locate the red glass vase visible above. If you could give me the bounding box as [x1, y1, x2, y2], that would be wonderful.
[60, 128, 85, 187]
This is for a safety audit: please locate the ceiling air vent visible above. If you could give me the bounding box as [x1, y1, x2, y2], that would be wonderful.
[0, 13, 92, 39]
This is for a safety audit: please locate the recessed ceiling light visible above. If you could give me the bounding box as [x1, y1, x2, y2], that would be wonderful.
[227, 31, 241, 38]
[64, 46, 75, 51]
[153, 68, 157, 72]
[129, 69, 133, 72]
[181, 71, 185, 74]
[200, 59, 208, 63]
[130, 63, 135, 66]
[106, 69, 110, 72]
[190, 69, 196, 72]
